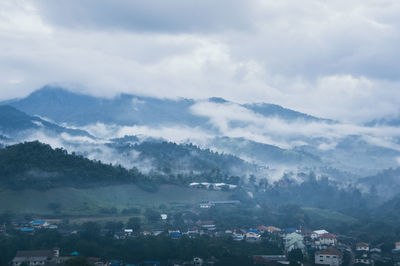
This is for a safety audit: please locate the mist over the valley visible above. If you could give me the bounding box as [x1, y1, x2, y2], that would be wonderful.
[2, 86, 400, 198]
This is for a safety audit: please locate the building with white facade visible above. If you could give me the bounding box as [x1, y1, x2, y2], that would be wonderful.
[319, 233, 338, 246]
[315, 247, 343, 265]
[356, 242, 370, 252]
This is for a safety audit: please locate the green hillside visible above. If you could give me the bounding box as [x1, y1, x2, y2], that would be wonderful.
[0, 141, 145, 189]
[0, 184, 232, 216]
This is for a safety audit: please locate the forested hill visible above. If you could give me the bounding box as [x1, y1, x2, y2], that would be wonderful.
[110, 141, 256, 178]
[0, 141, 145, 189]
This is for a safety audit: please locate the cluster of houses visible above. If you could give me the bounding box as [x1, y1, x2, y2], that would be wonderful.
[14, 219, 60, 233]
[198, 200, 240, 209]
[7, 217, 400, 265]
[10, 247, 219, 266]
[11, 248, 77, 266]
[352, 241, 400, 265]
[188, 182, 237, 191]
[11, 248, 163, 266]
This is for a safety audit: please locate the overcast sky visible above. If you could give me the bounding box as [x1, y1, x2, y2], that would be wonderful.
[1, 0, 400, 123]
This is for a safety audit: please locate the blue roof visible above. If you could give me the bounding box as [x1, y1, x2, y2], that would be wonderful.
[285, 227, 297, 232]
[170, 232, 181, 238]
[20, 228, 35, 232]
[71, 251, 80, 256]
[247, 229, 260, 233]
[31, 220, 46, 224]
[142, 261, 160, 266]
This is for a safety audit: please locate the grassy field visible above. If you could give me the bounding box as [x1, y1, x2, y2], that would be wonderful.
[303, 207, 358, 227]
[0, 184, 233, 216]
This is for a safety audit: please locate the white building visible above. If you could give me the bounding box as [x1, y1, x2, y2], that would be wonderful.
[319, 233, 338, 246]
[356, 242, 370, 252]
[245, 231, 261, 241]
[233, 233, 244, 241]
[12, 249, 59, 266]
[311, 230, 329, 239]
[193, 257, 203, 265]
[124, 229, 133, 236]
[355, 256, 371, 264]
[315, 247, 343, 265]
[284, 232, 305, 252]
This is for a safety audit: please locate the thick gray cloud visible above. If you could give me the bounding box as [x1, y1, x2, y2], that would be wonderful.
[34, 0, 254, 33]
[1, 0, 400, 123]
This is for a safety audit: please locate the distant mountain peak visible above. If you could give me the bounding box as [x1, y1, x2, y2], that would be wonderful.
[208, 97, 229, 104]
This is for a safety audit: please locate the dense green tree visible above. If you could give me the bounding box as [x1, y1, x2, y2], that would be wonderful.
[80, 222, 101, 241]
[288, 249, 303, 262]
[65, 257, 91, 266]
[126, 217, 142, 231]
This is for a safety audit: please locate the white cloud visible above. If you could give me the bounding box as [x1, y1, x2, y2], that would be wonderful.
[190, 101, 400, 150]
[0, 0, 400, 123]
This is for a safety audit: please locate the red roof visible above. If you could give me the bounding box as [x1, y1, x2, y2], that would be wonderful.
[266, 226, 281, 232]
[257, 225, 268, 231]
[357, 242, 369, 247]
[317, 247, 342, 256]
[320, 233, 337, 239]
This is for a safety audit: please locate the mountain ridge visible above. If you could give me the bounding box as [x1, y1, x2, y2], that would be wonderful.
[0, 105, 93, 139]
[3, 86, 329, 127]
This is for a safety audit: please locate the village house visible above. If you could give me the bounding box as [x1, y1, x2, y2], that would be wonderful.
[168, 230, 181, 239]
[193, 257, 203, 265]
[232, 232, 245, 241]
[356, 242, 370, 252]
[257, 225, 268, 234]
[124, 229, 133, 236]
[12, 248, 59, 266]
[198, 220, 216, 231]
[315, 246, 343, 265]
[199, 202, 213, 209]
[318, 233, 338, 246]
[185, 227, 199, 238]
[30, 220, 48, 228]
[370, 246, 382, 253]
[245, 230, 261, 241]
[311, 230, 329, 239]
[392, 242, 400, 265]
[266, 226, 282, 234]
[252, 255, 288, 265]
[20, 228, 35, 233]
[284, 232, 305, 252]
[355, 253, 372, 265]
[355, 243, 372, 265]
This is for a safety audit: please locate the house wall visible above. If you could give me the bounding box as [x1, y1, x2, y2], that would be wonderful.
[320, 238, 337, 246]
[13, 259, 46, 266]
[315, 254, 341, 265]
[355, 258, 371, 264]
